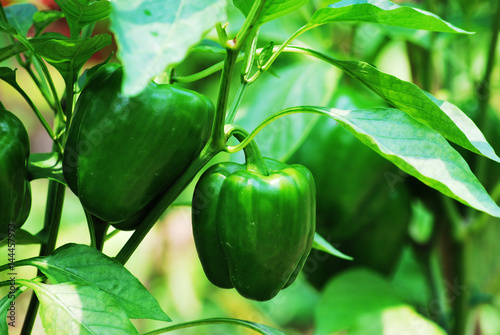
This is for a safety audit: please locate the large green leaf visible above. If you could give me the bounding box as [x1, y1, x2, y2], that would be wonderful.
[307, 0, 472, 34]
[33, 282, 139, 335]
[315, 269, 446, 335]
[233, 0, 307, 24]
[276, 106, 500, 217]
[4, 4, 37, 37]
[29, 243, 170, 322]
[32, 34, 112, 82]
[110, 0, 226, 96]
[291, 47, 500, 162]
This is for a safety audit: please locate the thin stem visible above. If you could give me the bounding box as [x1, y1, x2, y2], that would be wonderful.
[233, 0, 266, 50]
[246, 26, 309, 83]
[11, 82, 62, 152]
[14, 34, 64, 119]
[21, 181, 66, 335]
[225, 106, 322, 153]
[225, 82, 247, 124]
[143, 317, 280, 335]
[173, 53, 246, 84]
[25, 65, 56, 110]
[225, 124, 269, 175]
[211, 48, 239, 148]
[422, 247, 449, 330]
[114, 144, 219, 264]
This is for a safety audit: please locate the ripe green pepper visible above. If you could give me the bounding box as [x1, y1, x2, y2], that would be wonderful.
[0, 109, 31, 233]
[192, 130, 315, 301]
[63, 63, 214, 224]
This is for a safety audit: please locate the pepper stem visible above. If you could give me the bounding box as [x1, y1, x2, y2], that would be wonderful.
[224, 124, 269, 176]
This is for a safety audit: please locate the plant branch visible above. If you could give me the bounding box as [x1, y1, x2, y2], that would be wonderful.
[114, 144, 219, 264]
[142, 317, 285, 335]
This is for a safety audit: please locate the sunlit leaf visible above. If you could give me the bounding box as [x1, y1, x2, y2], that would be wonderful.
[34, 282, 139, 335]
[315, 269, 446, 335]
[307, 0, 472, 34]
[284, 106, 500, 217]
[289, 47, 500, 163]
[233, 0, 307, 24]
[30, 243, 171, 321]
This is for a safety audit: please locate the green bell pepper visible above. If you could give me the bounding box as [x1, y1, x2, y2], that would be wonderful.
[0, 109, 31, 234]
[192, 128, 315, 301]
[63, 63, 214, 225]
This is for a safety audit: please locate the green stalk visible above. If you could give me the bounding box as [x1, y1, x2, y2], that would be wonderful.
[20, 181, 66, 335]
[21, 74, 70, 334]
[211, 48, 239, 148]
[225, 125, 269, 175]
[114, 145, 219, 264]
[142, 317, 281, 335]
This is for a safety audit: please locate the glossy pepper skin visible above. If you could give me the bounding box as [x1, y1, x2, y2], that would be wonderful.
[0, 109, 31, 233]
[192, 158, 315, 301]
[63, 63, 214, 224]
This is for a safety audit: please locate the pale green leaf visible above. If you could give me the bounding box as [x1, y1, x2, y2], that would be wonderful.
[315, 269, 446, 335]
[233, 0, 307, 24]
[312, 106, 500, 217]
[4, 4, 37, 37]
[110, 0, 226, 96]
[307, 0, 472, 34]
[31, 243, 170, 322]
[313, 233, 353, 260]
[34, 282, 139, 335]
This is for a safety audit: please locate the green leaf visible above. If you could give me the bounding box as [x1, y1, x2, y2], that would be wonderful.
[4, 4, 37, 37]
[110, 0, 226, 96]
[315, 269, 446, 335]
[294, 106, 500, 217]
[33, 10, 65, 36]
[233, 0, 307, 24]
[295, 48, 499, 162]
[32, 34, 112, 83]
[32, 281, 139, 335]
[313, 233, 353, 260]
[307, 0, 472, 34]
[0, 228, 48, 246]
[54, 0, 111, 37]
[30, 243, 171, 322]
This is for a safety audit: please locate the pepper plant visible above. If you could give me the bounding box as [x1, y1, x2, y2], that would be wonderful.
[0, 0, 499, 334]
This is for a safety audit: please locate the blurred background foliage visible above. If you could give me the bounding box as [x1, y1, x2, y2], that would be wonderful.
[1, 0, 500, 334]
